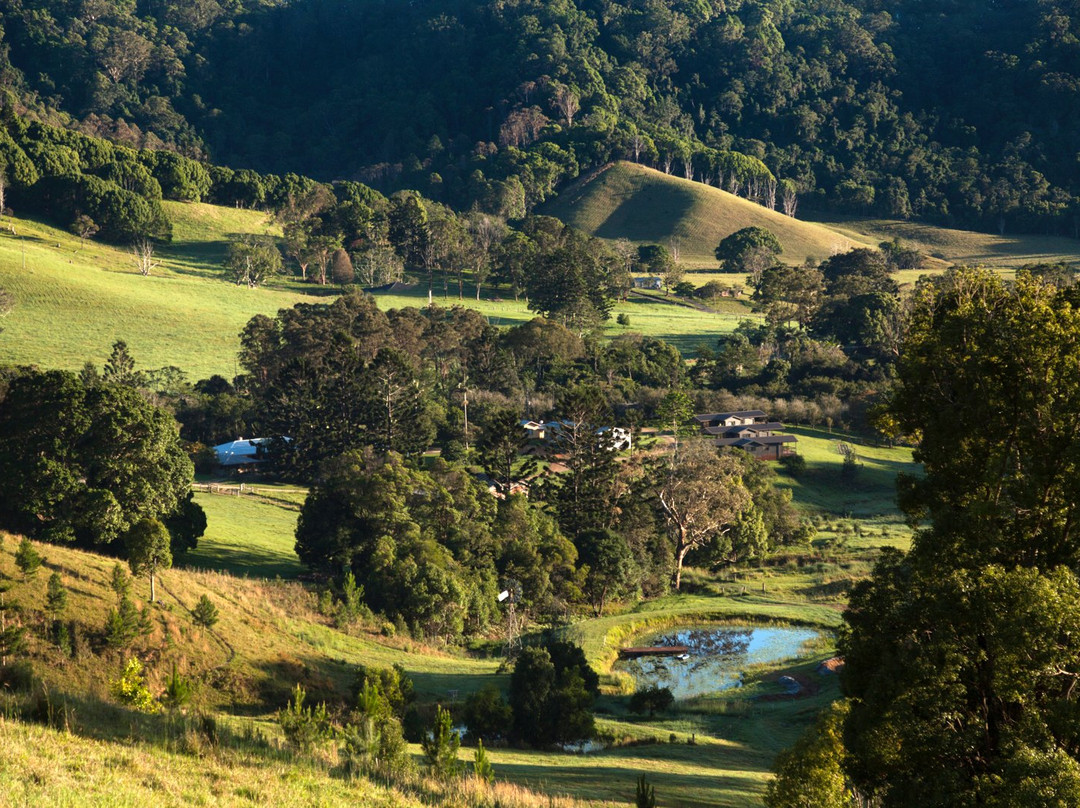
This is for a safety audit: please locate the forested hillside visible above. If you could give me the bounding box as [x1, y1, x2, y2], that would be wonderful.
[1, 0, 1080, 236]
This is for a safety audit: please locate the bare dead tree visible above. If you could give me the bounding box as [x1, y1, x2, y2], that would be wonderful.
[764, 178, 778, 210]
[782, 184, 799, 217]
[131, 239, 160, 276]
[551, 84, 580, 127]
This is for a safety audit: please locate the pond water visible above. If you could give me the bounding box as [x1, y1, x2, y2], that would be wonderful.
[614, 626, 820, 700]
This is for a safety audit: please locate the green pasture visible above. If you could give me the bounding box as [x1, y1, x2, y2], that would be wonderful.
[369, 283, 754, 355]
[0, 203, 314, 380]
[808, 213, 1080, 276]
[184, 488, 304, 579]
[781, 426, 916, 516]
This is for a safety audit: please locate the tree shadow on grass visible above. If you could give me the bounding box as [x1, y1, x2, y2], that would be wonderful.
[180, 542, 302, 580]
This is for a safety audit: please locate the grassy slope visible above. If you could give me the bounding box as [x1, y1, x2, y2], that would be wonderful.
[376, 284, 755, 357]
[0, 202, 753, 376]
[541, 162, 870, 268]
[184, 487, 304, 579]
[0, 202, 317, 380]
[808, 213, 1080, 280]
[0, 719, 421, 808]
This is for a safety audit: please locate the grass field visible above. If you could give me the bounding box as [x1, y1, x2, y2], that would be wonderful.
[0, 201, 756, 377]
[807, 213, 1080, 278]
[0, 203, 320, 380]
[183, 487, 304, 579]
[542, 162, 870, 269]
[373, 283, 757, 356]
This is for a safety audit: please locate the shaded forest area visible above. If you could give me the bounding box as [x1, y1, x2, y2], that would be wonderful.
[1, 0, 1080, 235]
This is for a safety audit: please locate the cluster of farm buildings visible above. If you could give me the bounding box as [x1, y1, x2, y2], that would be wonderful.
[211, 410, 796, 474]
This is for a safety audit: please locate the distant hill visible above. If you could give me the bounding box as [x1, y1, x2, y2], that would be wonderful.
[542, 162, 869, 269]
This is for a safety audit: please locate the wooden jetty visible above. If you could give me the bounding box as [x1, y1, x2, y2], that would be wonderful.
[618, 645, 689, 659]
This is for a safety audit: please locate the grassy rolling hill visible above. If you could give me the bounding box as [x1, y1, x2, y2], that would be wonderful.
[544, 160, 1080, 280]
[0, 201, 756, 377]
[0, 203, 317, 380]
[542, 162, 870, 268]
[809, 213, 1080, 280]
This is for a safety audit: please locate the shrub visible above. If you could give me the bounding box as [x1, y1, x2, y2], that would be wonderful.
[110, 563, 132, 601]
[617, 312, 631, 326]
[45, 572, 67, 619]
[422, 704, 463, 781]
[278, 683, 331, 753]
[343, 679, 412, 778]
[112, 658, 159, 713]
[162, 663, 193, 712]
[779, 453, 807, 478]
[636, 774, 657, 808]
[628, 685, 675, 717]
[473, 738, 495, 784]
[463, 684, 513, 743]
[14, 538, 41, 581]
[352, 663, 414, 718]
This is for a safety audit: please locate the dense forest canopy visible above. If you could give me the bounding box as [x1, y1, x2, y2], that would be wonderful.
[1, 0, 1080, 233]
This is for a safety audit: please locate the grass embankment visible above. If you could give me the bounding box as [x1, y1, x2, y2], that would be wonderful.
[542, 162, 869, 269]
[0, 718, 421, 808]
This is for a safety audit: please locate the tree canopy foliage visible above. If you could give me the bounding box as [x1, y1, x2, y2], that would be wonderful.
[0, 369, 198, 553]
[836, 268, 1080, 805]
[2, 0, 1080, 233]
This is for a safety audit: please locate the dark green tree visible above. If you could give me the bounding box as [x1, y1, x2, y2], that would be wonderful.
[477, 407, 536, 493]
[102, 339, 137, 386]
[14, 537, 41, 581]
[0, 370, 194, 549]
[45, 571, 67, 619]
[576, 529, 636, 616]
[715, 227, 783, 275]
[191, 594, 219, 628]
[628, 685, 674, 717]
[509, 641, 597, 747]
[842, 269, 1080, 805]
[765, 701, 851, 808]
[462, 684, 513, 743]
[422, 704, 463, 780]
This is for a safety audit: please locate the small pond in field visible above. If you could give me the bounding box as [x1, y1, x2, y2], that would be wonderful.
[614, 626, 821, 700]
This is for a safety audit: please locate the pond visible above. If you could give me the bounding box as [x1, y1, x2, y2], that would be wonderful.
[614, 625, 821, 700]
